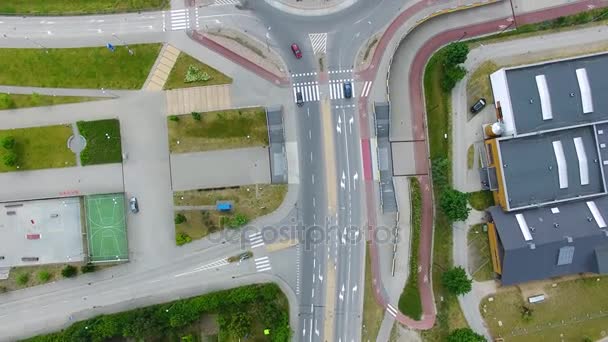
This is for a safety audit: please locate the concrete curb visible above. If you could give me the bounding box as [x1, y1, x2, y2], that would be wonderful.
[262, 0, 357, 16]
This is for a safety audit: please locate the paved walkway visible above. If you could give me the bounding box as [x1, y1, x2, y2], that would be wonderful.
[263, 0, 357, 16]
[165, 84, 231, 114]
[169, 147, 271, 191]
[144, 44, 180, 91]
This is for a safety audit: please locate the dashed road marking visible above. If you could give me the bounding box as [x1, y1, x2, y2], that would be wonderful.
[328, 69, 353, 74]
[292, 72, 318, 78]
[293, 81, 320, 103]
[360, 81, 372, 98]
[248, 231, 265, 249]
[254, 256, 272, 272]
[335, 104, 356, 109]
[309, 33, 327, 54]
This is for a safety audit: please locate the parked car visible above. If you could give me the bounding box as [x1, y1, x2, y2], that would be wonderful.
[129, 197, 139, 213]
[343, 81, 353, 99]
[296, 91, 304, 106]
[291, 43, 302, 59]
[470, 98, 487, 114]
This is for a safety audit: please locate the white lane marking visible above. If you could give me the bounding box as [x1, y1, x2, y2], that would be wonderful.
[309, 33, 327, 54]
[312, 174, 315, 184]
[175, 258, 229, 277]
[360, 81, 372, 97]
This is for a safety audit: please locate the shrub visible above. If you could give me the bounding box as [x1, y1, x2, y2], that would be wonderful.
[169, 115, 180, 122]
[176, 232, 192, 246]
[3, 151, 17, 167]
[443, 42, 469, 67]
[440, 188, 471, 222]
[1, 136, 15, 150]
[441, 65, 467, 91]
[447, 328, 486, 342]
[431, 157, 450, 190]
[61, 265, 78, 278]
[0, 93, 15, 109]
[229, 213, 249, 228]
[521, 305, 533, 322]
[81, 263, 96, 273]
[174, 213, 187, 224]
[37, 270, 52, 283]
[184, 65, 211, 83]
[191, 112, 201, 121]
[16, 273, 30, 286]
[441, 266, 472, 296]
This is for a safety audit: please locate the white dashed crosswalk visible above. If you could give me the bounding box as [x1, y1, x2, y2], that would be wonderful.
[211, 0, 240, 6]
[360, 81, 372, 98]
[248, 232, 265, 249]
[168, 9, 190, 31]
[328, 69, 353, 75]
[254, 256, 272, 272]
[291, 72, 317, 78]
[329, 79, 355, 100]
[309, 33, 328, 54]
[293, 82, 320, 103]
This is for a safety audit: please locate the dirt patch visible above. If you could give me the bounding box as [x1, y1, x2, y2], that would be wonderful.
[205, 28, 288, 79]
[199, 314, 219, 335]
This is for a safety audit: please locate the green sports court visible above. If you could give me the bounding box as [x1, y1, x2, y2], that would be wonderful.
[85, 193, 128, 262]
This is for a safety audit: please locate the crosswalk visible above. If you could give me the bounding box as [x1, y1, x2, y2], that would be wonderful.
[291, 72, 317, 78]
[293, 82, 320, 103]
[328, 69, 353, 75]
[211, 0, 240, 5]
[309, 33, 328, 54]
[167, 9, 190, 31]
[254, 256, 272, 272]
[329, 79, 354, 100]
[248, 231, 265, 249]
[360, 81, 372, 98]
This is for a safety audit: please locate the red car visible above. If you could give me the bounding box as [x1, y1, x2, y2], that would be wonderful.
[291, 43, 302, 59]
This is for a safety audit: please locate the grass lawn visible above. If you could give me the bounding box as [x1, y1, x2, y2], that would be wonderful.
[0, 124, 75, 172]
[174, 184, 287, 242]
[468, 190, 494, 211]
[398, 177, 423, 320]
[481, 276, 608, 341]
[467, 224, 494, 282]
[362, 244, 385, 341]
[0, 0, 168, 15]
[77, 119, 122, 165]
[168, 107, 269, 153]
[466, 61, 498, 108]
[164, 52, 233, 90]
[0, 264, 80, 292]
[0, 93, 100, 110]
[0, 44, 161, 89]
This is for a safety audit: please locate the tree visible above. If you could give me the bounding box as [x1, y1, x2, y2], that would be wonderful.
[61, 265, 78, 278]
[3, 151, 17, 167]
[440, 188, 470, 222]
[174, 213, 187, 224]
[227, 312, 251, 337]
[447, 328, 486, 342]
[191, 112, 201, 121]
[1, 136, 15, 150]
[37, 270, 52, 283]
[443, 42, 469, 67]
[441, 65, 467, 91]
[442, 266, 472, 295]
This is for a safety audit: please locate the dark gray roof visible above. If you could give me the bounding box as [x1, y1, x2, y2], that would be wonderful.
[489, 200, 608, 285]
[506, 53, 608, 134]
[498, 125, 605, 209]
[595, 245, 608, 275]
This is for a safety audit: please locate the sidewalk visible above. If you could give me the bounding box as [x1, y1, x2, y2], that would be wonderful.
[262, 0, 357, 16]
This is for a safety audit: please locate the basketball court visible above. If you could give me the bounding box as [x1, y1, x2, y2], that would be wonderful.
[85, 193, 128, 262]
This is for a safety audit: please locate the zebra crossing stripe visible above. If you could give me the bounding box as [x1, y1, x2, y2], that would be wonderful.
[360, 81, 372, 97]
[386, 304, 398, 317]
[211, 0, 240, 6]
[254, 256, 272, 272]
[308, 33, 327, 54]
[249, 232, 265, 248]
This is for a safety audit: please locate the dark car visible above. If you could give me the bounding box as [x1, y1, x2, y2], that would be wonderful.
[470, 98, 487, 114]
[296, 91, 304, 106]
[129, 197, 139, 213]
[291, 43, 302, 59]
[343, 81, 353, 99]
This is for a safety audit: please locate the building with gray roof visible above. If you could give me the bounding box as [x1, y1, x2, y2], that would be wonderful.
[483, 52, 608, 285]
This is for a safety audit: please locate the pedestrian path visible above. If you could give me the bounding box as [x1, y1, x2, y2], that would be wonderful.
[254, 256, 272, 272]
[145, 44, 180, 91]
[309, 33, 328, 54]
[292, 81, 320, 104]
[329, 79, 355, 100]
[360, 80, 373, 98]
[248, 232, 265, 249]
[165, 85, 231, 114]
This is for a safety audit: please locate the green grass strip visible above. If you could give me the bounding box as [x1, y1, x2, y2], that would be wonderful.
[0, 0, 169, 15]
[77, 119, 122, 165]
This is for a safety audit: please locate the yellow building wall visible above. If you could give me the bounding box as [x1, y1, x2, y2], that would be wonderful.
[485, 139, 508, 210]
[487, 222, 502, 275]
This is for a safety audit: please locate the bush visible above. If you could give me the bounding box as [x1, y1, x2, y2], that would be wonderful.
[191, 112, 201, 121]
[443, 42, 469, 67]
[441, 65, 467, 91]
[441, 266, 472, 296]
[176, 232, 192, 246]
[169, 115, 180, 122]
[229, 213, 249, 228]
[184, 65, 212, 83]
[0, 93, 16, 109]
[521, 305, 533, 322]
[447, 328, 486, 342]
[1, 136, 15, 149]
[16, 273, 30, 286]
[431, 157, 450, 190]
[174, 213, 187, 224]
[3, 151, 17, 167]
[37, 270, 52, 283]
[440, 188, 470, 222]
[61, 265, 78, 278]
[81, 263, 96, 273]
